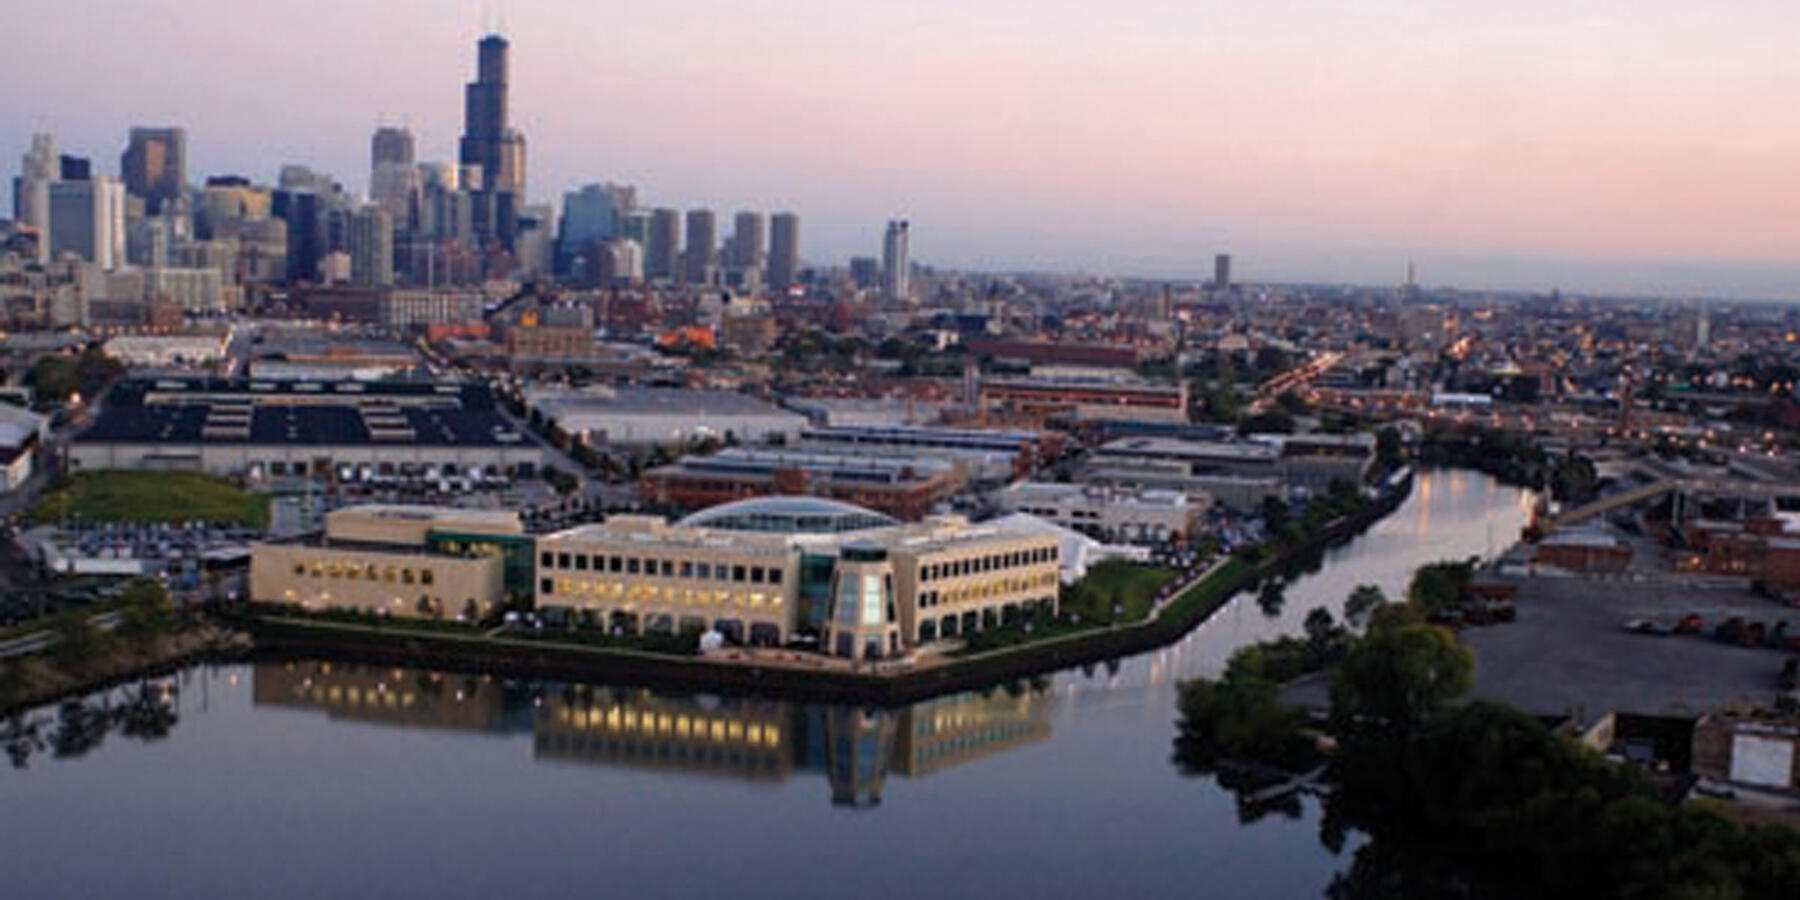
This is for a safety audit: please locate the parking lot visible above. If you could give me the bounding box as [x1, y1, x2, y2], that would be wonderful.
[1462, 573, 1798, 717]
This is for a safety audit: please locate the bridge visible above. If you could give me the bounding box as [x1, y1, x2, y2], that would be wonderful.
[1546, 477, 1800, 530]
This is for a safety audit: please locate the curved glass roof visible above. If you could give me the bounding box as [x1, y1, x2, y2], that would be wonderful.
[678, 496, 898, 534]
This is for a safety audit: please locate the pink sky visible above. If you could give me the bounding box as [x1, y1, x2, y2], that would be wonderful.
[6, 0, 1800, 297]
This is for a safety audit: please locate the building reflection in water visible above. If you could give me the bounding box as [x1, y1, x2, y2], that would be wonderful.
[252, 662, 1054, 807]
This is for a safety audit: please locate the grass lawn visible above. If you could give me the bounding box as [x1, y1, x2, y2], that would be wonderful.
[32, 470, 272, 528]
[1065, 560, 1180, 624]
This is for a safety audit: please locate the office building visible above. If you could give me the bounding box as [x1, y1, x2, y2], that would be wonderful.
[849, 256, 880, 288]
[881, 219, 910, 300]
[535, 497, 1061, 657]
[1213, 253, 1231, 290]
[683, 208, 717, 286]
[272, 189, 323, 283]
[120, 127, 186, 215]
[13, 134, 56, 261]
[369, 125, 419, 221]
[558, 183, 635, 277]
[768, 212, 800, 291]
[48, 177, 125, 269]
[251, 505, 529, 619]
[458, 34, 526, 249]
[348, 206, 394, 287]
[59, 155, 92, 181]
[646, 207, 681, 281]
[797, 425, 1067, 483]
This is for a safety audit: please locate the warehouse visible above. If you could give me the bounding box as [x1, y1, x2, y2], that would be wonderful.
[70, 377, 544, 478]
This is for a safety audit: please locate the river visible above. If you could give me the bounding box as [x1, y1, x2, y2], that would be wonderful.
[0, 470, 1535, 900]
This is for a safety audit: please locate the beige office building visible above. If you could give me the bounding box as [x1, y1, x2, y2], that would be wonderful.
[250, 505, 524, 620]
[536, 497, 1062, 659]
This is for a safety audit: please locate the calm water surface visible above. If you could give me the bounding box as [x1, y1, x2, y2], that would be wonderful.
[1, 471, 1534, 900]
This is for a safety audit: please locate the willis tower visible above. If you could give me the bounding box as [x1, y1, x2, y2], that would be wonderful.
[459, 34, 527, 252]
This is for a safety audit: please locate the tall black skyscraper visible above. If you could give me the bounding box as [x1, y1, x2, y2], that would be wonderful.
[458, 34, 526, 251]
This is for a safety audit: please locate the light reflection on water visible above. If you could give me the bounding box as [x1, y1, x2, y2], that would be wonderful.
[0, 470, 1534, 900]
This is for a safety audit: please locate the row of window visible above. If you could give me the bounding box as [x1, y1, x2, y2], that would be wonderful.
[292, 559, 436, 586]
[919, 572, 1059, 608]
[552, 704, 783, 749]
[539, 578, 784, 610]
[920, 546, 1057, 582]
[540, 549, 785, 586]
[1017, 506, 1102, 521]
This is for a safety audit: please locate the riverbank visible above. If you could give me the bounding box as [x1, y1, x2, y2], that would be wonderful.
[238, 471, 1418, 706]
[0, 626, 254, 716]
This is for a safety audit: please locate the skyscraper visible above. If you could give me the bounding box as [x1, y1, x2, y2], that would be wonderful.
[881, 219, 911, 301]
[120, 127, 186, 215]
[272, 189, 322, 284]
[48, 177, 125, 269]
[646, 208, 681, 281]
[13, 134, 56, 261]
[1213, 253, 1231, 291]
[348, 206, 394, 286]
[769, 212, 800, 291]
[369, 126, 418, 221]
[726, 210, 766, 288]
[684, 208, 717, 286]
[558, 183, 636, 275]
[458, 34, 526, 250]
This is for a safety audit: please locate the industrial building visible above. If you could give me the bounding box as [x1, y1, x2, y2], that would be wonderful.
[71, 377, 544, 478]
[640, 447, 965, 521]
[979, 377, 1188, 424]
[528, 386, 809, 447]
[796, 424, 1066, 483]
[1085, 433, 1376, 508]
[997, 482, 1209, 545]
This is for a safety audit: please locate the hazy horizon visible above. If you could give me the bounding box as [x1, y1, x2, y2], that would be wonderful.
[6, 0, 1800, 299]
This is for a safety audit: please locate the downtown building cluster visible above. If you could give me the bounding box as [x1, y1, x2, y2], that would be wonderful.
[1, 33, 922, 335]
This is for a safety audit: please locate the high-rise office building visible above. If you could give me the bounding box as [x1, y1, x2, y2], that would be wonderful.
[348, 206, 394, 286]
[458, 34, 526, 250]
[120, 127, 186, 215]
[369, 126, 419, 221]
[272, 189, 323, 284]
[13, 134, 57, 261]
[558, 183, 636, 275]
[769, 212, 800, 291]
[1213, 253, 1231, 291]
[646, 208, 681, 281]
[684, 208, 717, 286]
[881, 219, 911, 300]
[48, 177, 125, 269]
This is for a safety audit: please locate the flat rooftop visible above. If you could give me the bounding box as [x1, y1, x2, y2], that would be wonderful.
[529, 388, 803, 419]
[75, 377, 525, 448]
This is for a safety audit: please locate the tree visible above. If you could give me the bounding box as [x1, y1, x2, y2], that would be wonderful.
[1330, 624, 1472, 739]
[1344, 585, 1387, 630]
[1256, 579, 1286, 617]
[1374, 426, 1407, 472]
[51, 610, 116, 675]
[1303, 607, 1338, 649]
[1406, 558, 1476, 615]
[114, 579, 175, 657]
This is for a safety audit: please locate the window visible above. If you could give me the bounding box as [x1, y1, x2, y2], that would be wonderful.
[733, 565, 747, 582]
[541, 551, 554, 568]
[558, 553, 571, 570]
[627, 558, 640, 575]
[402, 569, 415, 585]
[751, 567, 765, 584]
[575, 555, 589, 571]
[680, 561, 694, 578]
[697, 562, 712, 579]
[769, 569, 783, 585]
[540, 578, 554, 595]
[293, 562, 305, 576]
[609, 556, 622, 573]
[384, 568, 397, 584]
[660, 560, 674, 577]
[421, 569, 435, 586]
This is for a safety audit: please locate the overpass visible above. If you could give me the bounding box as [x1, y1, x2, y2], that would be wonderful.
[1546, 477, 1800, 530]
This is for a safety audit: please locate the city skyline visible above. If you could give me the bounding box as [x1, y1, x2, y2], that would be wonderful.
[5, 0, 1800, 298]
